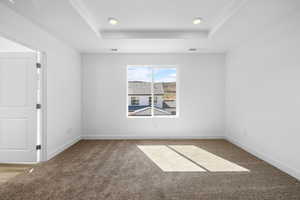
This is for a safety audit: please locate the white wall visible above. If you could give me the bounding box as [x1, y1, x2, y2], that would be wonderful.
[225, 12, 300, 179]
[82, 53, 225, 139]
[0, 36, 34, 52]
[0, 4, 82, 160]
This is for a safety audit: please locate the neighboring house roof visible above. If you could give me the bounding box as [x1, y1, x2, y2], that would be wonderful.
[129, 106, 172, 116]
[128, 105, 149, 112]
[128, 81, 164, 95]
[163, 100, 176, 108]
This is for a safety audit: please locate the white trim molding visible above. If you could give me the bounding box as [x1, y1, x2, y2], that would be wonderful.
[69, 0, 100, 37]
[82, 135, 225, 140]
[41, 134, 300, 181]
[47, 136, 82, 161]
[226, 136, 300, 181]
[209, 0, 249, 37]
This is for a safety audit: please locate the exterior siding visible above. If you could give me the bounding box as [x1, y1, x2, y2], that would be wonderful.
[128, 95, 163, 107]
[139, 96, 149, 106]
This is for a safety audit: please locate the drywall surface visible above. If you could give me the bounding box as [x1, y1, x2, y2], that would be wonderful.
[225, 12, 300, 179]
[0, 36, 34, 52]
[0, 4, 82, 160]
[82, 53, 225, 139]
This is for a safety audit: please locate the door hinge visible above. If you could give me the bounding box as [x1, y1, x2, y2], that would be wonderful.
[36, 63, 41, 69]
[36, 145, 41, 150]
[36, 104, 42, 109]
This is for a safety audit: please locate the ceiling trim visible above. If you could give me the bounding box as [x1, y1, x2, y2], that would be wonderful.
[69, 0, 100, 37]
[209, 0, 248, 37]
[100, 30, 209, 39]
[81, 48, 227, 54]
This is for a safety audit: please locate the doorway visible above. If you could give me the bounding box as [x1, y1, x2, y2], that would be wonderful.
[0, 36, 46, 163]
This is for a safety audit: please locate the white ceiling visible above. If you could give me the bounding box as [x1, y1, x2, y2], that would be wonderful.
[84, 0, 231, 31]
[0, 0, 299, 53]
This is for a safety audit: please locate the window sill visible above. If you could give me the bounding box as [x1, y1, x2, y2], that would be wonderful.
[127, 115, 179, 119]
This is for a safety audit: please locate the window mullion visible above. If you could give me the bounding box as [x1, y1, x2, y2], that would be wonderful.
[151, 67, 154, 117]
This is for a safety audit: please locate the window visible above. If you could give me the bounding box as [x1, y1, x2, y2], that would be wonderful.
[127, 66, 178, 117]
[131, 97, 139, 105]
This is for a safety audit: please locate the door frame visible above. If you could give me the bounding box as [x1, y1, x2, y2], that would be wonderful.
[39, 51, 47, 162]
[0, 34, 47, 163]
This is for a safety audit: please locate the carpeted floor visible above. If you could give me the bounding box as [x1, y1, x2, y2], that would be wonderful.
[0, 140, 299, 200]
[0, 164, 33, 185]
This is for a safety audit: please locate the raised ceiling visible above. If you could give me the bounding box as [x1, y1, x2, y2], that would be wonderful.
[0, 0, 299, 53]
[83, 0, 231, 30]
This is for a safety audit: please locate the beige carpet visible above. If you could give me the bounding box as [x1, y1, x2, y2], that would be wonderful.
[0, 140, 299, 200]
[0, 164, 34, 185]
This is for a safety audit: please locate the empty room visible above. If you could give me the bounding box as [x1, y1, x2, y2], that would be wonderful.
[0, 0, 299, 199]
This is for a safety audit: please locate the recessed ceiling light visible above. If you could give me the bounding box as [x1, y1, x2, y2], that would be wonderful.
[189, 48, 197, 52]
[193, 17, 202, 25]
[108, 17, 119, 25]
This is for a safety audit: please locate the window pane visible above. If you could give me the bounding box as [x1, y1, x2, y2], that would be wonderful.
[153, 68, 177, 116]
[128, 67, 152, 116]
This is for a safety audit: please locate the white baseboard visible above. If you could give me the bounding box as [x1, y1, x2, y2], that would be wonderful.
[226, 136, 300, 181]
[0, 162, 38, 165]
[47, 135, 81, 161]
[45, 135, 224, 161]
[82, 135, 225, 140]
[44, 134, 300, 181]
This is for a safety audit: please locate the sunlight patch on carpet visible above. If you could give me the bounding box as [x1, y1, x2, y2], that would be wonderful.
[169, 145, 249, 172]
[137, 145, 205, 172]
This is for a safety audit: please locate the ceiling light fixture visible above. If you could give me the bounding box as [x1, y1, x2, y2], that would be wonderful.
[111, 48, 118, 52]
[193, 17, 202, 25]
[108, 17, 119, 25]
[8, 0, 15, 4]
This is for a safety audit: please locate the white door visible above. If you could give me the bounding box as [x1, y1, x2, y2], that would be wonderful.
[0, 53, 37, 163]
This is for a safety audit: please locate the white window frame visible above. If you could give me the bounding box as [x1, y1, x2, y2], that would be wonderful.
[127, 65, 179, 118]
